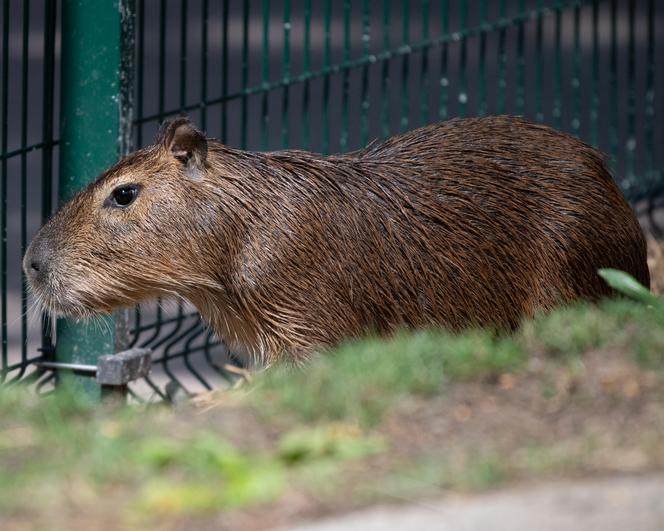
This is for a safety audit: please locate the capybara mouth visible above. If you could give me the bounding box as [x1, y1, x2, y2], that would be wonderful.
[24, 244, 140, 320]
[27, 280, 115, 321]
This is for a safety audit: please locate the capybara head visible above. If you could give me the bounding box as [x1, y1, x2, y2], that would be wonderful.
[23, 118, 220, 319]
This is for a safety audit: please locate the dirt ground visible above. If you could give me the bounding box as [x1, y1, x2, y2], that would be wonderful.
[208, 348, 664, 530]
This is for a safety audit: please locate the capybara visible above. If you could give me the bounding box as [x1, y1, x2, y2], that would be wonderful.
[24, 116, 650, 362]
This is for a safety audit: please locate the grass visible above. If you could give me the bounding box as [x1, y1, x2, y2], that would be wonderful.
[134, 432, 285, 515]
[0, 388, 384, 525]
[522, 299, 664, 367]
[1, 283, 664, 527]
[254, 329, 527, 426]
[255, 295, 664, 427]
[0, 390, 286, 521]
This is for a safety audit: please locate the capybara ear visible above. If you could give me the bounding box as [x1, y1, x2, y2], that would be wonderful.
[156, 117, 208, 180]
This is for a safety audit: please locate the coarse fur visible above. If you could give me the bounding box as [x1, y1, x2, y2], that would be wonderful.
[24, 116, 650, 363]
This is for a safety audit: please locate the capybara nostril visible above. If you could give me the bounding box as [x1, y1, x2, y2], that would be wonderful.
[23, 242, 49, 283]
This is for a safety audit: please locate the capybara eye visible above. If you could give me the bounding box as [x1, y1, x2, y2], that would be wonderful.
[108, 185, 139, 208]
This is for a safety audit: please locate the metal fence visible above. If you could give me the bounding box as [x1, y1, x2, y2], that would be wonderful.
[0, 0, 662, 399]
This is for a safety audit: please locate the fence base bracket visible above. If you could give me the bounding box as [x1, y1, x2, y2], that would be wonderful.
[34, 348, 152, 389]
[96, 348, 152, 386]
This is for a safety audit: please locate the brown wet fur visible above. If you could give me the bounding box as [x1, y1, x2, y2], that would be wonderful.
[24, 116, 650, 363]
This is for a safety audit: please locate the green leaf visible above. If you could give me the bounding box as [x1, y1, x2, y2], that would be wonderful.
[598, 269, 658, 305]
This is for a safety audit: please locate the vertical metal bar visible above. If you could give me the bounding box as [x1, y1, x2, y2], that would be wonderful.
[129, 0, 145, 349]
[534, 0, 543, 122]
[180, 323, 212, 391]
[158, 326, 201, 395]
[57, 0, 134, 398]
[515, 0, 526, 115]
[590, 0, 599, 146]
[340, 0, 350, 152]
[202, 331, 224, 381]
[458, 0, 467, 117]
[360, 0, 370, 146]
[136, 0, 145, 146]
[126, 306, 141, 349]
[399, 0, 410, 132]
[240, 0, 249, 149]
[626, 0, 636, 181]
[1, 0, 9, 378]
[380, 0, 391, 139]
[552, 5, 562, 129]
[158, 0, 166, 119]
[418, 0, 429, 126]
[115, 0, 136, 356]
[609, 0, 618, 168]
[302, 0, 311, 150]
[18, 0, 30, 379]
[163, 306, 186, 395]
[321, 0, 331, 154]
[281, 0, 291, 148]
[135, 0, 165, 349]
[119, 3, 135, 165]
[478, 0, 487, 117]
[438, 0, 449, 121]
[571, 4, 581, 135]
[40, 0, 56, 357]
[179, 0, 187, 111]
[201, 0, 209, 130]
[644, 0, 655, 183]
[261, 0, 270, 150]
[221, 0, 229, 143]
[496, 0, 507, 115]
[149, 313, 188, 398]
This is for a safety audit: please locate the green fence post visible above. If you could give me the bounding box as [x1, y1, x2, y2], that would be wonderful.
[57, 0, 134, 398]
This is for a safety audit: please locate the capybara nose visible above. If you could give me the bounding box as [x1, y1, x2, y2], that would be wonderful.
[23, 247, 47, 284]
